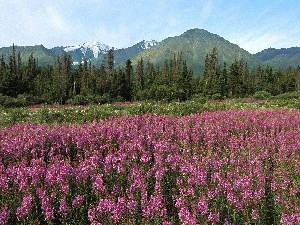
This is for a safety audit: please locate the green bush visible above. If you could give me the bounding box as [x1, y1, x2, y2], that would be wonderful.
[211, 93, 224, 100]
[253, 91, 272, 99]
[191, 94, 208, 104]
[0, 94, 43, 107]
[273, 91, 300, 100]
[66, 95, 89, 105]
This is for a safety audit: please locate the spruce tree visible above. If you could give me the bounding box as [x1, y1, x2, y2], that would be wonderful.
[80, 59, 90, 94]
[107, 49, 115, 90]
[52, 56, 65, 103]
[136, 58, 144, 90]
[295, 66, 300, 91]
[203, 47, 219, 96]
[62, 54, 73, 99]
[215, 62, 228, 98]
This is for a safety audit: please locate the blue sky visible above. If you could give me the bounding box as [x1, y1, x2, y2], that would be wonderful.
[1, 0, 300, 53]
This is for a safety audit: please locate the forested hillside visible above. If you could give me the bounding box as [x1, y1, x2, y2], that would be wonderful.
[254, 47, 300, 70]
[1, 44, 300, 106]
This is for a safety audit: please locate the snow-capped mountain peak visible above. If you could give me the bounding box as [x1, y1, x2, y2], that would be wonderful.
[64, 41, 111, 58]
[142, 40, 158, 49]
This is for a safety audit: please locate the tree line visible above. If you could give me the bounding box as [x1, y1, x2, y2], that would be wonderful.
[1, 45, 300, 105]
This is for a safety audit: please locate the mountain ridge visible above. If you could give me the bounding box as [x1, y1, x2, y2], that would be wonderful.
[129, 28, 262, 74]
[254, 47, 300, 69]
[0, 28, 299, 71]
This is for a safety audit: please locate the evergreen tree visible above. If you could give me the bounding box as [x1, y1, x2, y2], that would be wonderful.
[228, 59, 240, 97]
[23, 53, 37, 94]
[283, 66, 295, 92]
[177, 60, 193, 100]
[0, 55, 7, 95]
[62, 54, 73, 99]
[295, 66, 300, 92]
[107, 48, 115, 90]
[203, 47, 219, 96]
[90, 65, 98, 94]
[145, 60, 155, 89]
[80, 59, 90, 94]
[9, 44, 17, 76]
[135, 58, 144, 91]
[162, 60, 170, 86]
[34, 65, 53, 102]
[52, 56, 65, 103]
[215, 62, 228, 97]
[273, 68, 285, 95]
[124, 59, 133, 101]
[254, 65, 264, 92]
[242, 63, 254, 96]
[110, 68, 126, 100]
[97, 60, 108, 95]
[1, 44, 21, 96]
[174, 52, 183, 83]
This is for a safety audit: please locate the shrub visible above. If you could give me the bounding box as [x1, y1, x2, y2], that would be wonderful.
[191, 94, 208, 104]
[274, 91, 300, 100]
[253, 91, 272, 99]
[66, 95, 89, 105]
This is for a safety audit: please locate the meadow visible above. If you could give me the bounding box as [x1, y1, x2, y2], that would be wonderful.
[1, 98, 300, 224]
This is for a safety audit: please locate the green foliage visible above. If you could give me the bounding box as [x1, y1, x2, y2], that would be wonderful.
[0, 94, 42, 107]
[3, 97, 300, 128]
[211, 93, 224, 100]
[191, 94, 208, 104]
[253, 91, 272, 99]
[273, 91, 300, 100]
[1, 43, 300, 106]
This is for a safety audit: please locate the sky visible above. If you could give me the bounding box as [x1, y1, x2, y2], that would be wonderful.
[1, 0, 300, 54]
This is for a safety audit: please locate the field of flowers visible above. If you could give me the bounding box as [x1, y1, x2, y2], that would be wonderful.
[1, 108, 300, 224]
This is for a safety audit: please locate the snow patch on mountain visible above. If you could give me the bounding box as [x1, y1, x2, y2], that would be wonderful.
[142, 40, 158, 49]
[64, 41, 111, 58]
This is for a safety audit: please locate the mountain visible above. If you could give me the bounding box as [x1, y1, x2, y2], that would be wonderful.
[49, 40, 158, 66]
[111, 39, 159, 66]
[0, 40, 159, 67]
[61, 41, 111, 64]
[0, 45, 56, 66]
[129, 28, 263, 74]
[254, 47, 300, 69]
[3, 28, 300, 73]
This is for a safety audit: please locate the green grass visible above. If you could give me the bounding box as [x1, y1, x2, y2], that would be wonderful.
[1, 97, 300, 128]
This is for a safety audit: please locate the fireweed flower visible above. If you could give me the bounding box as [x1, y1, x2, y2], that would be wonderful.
[72, 195, 84, 208]
[178, 207, 196, 225]
[16, 193, 33, 220]
[0, 207, 10, 224]
[198, 196, 208, 215]
[59, 199, 68, 217]
[111, 197, 127, 223]
[208, 211, 220, 223]
[88, 207, 97, 223]
[97, 199, 113, 214]
[37, 189, 54, 221]
[92, 174, 106, 193]
[1, 110, 300, 223]
[0, 166, 8, 191]
[281, 213, 293, 225]
[143, 194, 167, 219]
[251, 209, 259, 220]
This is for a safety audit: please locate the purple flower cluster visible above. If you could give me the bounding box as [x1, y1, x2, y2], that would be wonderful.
[0, 110, 300, 224]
